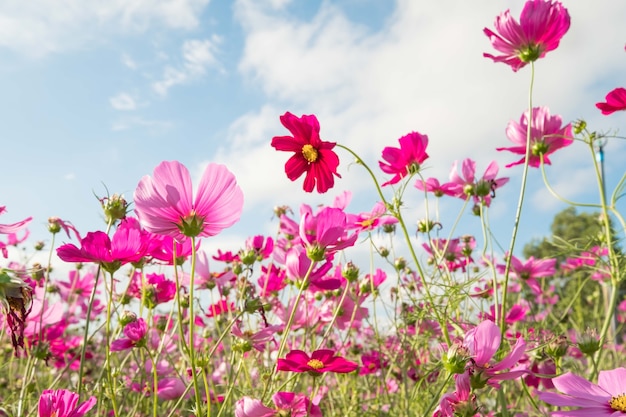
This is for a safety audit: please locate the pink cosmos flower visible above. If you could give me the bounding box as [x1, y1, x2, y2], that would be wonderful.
[231, 322, 281, 353]
[271, 112, 340, 193]
[379, 131, 429, 186]
[414, 177, 456, 197]
[236, 392, 322, 417]
[277, 349, 358, 375]
[463, 320, 527, 388]
[38, 389, 96, 417]
[298, 206, 358, 262]
[483, 0, 570, 72]
[284, 246, 338, 291]
[134, 160, 244, 241]
[596, 87, 626, 115]
[434, 373, 477, 417]
[497, 254, 556, 295]
[258, 264, 288, 296]
[56, 225, 147, 273]
[111, 318, 148, 351]
[347, 201, 398, 232]
[0, 206, 32, 235]
[498, 106, 573, 168]
[447, 159, 509, 207]
[537, 367, 626, 416]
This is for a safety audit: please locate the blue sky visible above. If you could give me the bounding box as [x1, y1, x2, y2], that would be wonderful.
[1, 0, 625, 263]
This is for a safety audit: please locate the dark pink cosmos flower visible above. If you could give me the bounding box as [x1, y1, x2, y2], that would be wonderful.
[56, 226, 147, 273]
[434, 373, 477, 417]
[463, 320, 527, 389]
[271, 112, 340, 193]
[277, 349, 358, 375]
[236, 392, 322, 417]
[134, 161, 244, 241]
[596, 87, 626, 115]
[498, 106, 573, 168]
[258, 264, 288, 296]
[379, 131, 429, 186]
[484, 0, 570, 72]
[38, 389, 96, 417]
[111, 318, 148, 351]
[359, 350, 388, 375]
[207, 299, 235, 318]
[538, 367, 626, 416]
[142, 273, 176, 308]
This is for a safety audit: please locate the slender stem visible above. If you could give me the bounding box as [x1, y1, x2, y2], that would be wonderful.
[499, 61, 535, 337]
[188, 236, 203, 416]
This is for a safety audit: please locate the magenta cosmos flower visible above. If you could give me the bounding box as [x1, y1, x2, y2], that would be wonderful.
[38, 389, 96, 417]
[277, 349, 358, 375]
[596, 87, 626, 115]
[463, 320, 527, 389]
[538, 367, 626, 416]
[236, 392, 322, 417]
[0, 206, 31, 235]
[497, 106, 573, 168]
[111, 318, 148, 351]
[134, 161, 244, 241]
[484, 0, 570, 72]
[271, 112, 340, 193]
[57, 224, 147, 273]
[379, 131, 429, 186]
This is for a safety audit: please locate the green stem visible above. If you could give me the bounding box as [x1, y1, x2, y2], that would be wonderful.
[500, 61, 535, 337]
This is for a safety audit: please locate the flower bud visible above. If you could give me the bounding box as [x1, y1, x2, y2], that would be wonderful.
[546, 335, 569, 358]
[120, 311, 137, 326]
[577, 328, 601, 355]
[100, 193, 128, 225]
[442, 343, 469, 374]
[342, 262, 360, 283]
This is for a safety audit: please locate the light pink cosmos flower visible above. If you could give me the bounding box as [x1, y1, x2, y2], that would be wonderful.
[498, 106, 573, 168]
[379, 131, 429, 186]
[538, 367, 626, 416]
[277, 349, 358, 375]
[134, 161, 244, 241]
[596, 87, 626, 115]
[236, 392, 322, 417]
[38, 389, 96, 417]
[414, 177, 456, 197]
[463, 320, 527, 389]
[447, 159, 509, 207]
[347, 201, 398, 232]
[483, 0, 570, 72]
[231, 322, 281, 353]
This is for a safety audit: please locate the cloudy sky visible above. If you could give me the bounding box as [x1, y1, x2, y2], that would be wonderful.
[1, 0, 625, 261]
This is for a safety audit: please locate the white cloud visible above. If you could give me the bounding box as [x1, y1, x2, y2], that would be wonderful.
[153, 37, 222, 96]
[121, 53, 137, 70]
[0, 0, 210, 57]
[111, 116, 173, 132]
[109, 92, 137, 111]
[218, 0, 626, 223]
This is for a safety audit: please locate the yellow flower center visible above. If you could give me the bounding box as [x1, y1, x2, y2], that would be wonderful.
[610, 394, 626, 412]
[307, 359, 324, 370]
[359, 219, 374, 228]
[302, 144, 318, 163]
